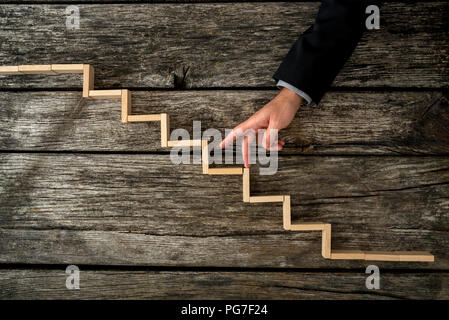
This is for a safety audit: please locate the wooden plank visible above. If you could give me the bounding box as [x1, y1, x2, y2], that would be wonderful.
[331, 250, 365, 260]
[3, 0, 449, 2]
[243, 168, 250, 202]
[121, 89, 131, 123]
[208, 167, 243, 175]
[249, 195, 284, 203]
[290, 223, 326, 231]
[51, 64, 84, 74]
[0, 228, 439, 268]
[322, 224, 331, 259]
[89, 90, 122, 99]
[0, 154, 447, 268]
[0, 3, 447, 89]
[202, 140, 209, 174]
[399, 251, 435, 262]
[167, 140, 202, 147]
[365, 251, 402, 262]
[127, 114, 161, 122]
[18, 65, 55, 75]
[329, 250, 434, 262]
[82, 64, 94, 98]
[282, 195, 291, 230]
[1, 269, 448, 300]
[0, 66, 19, 75]
[160, 113, 169, 147]
[0, 91, 447, 154]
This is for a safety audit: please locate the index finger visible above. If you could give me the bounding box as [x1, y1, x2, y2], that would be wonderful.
[243, 135, 250, 168]
[219, 120, 252, 148]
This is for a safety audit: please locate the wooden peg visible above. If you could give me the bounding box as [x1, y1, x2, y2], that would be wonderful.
[18, 65, 55, 75]
[51, 64, 84, 74]
[249, 195, 284, 203]
[330, 250, 365, 260]
[399, 251, 434, 262]
[160, 113, 169, 147]
[321, 224, 331, 259]
[208, 167, 243, 175]
[127, 115, 161, 122]
[83, 64, 94, 98]
[243, 168, 250, 202]
[202, 140, 209, 174]
[168, 140, 202, 147]
[289, 223, 327, 231]
[364, 251, 402, 261]
[282, 195, 291, 230]
[89, 90, 122, 99]
[0, 66, 20, 75]
[121, 89, 131, 123]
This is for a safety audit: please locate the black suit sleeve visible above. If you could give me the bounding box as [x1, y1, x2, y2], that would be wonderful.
[273, 0, 380, 104]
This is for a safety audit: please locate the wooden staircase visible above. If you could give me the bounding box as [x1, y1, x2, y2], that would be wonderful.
[0, 63, 434, 262]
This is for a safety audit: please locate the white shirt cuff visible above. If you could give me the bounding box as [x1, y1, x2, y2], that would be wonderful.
[276, 80, 314, 106]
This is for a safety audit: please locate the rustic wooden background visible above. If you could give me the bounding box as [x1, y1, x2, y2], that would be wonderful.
[0, 1, 448, 299]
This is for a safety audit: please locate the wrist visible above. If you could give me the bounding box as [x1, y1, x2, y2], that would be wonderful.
[278, 87, 303, 111]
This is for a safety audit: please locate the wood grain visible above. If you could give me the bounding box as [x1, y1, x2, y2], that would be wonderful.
[4, 0, 448, 3]
[0, 3, 447, 89]
[0, 91, 447, 154]
[0, 269, 447, 299]
[1, 0, 447, 299]
[0, 153, 447, 268]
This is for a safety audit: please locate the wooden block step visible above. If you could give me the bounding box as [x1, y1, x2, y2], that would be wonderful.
[328, 250, 433, 262]
[121, 89, 131, 123]
[364, 251, 402, 261]
[398, 251, 434, 262]
[249, 195, 284, 203]
[363, 251, 434, 262]
[282, 195, 290, 230]
[243, 168, 250, 203]
[330, 250, 365, 260]
[160, 113, 169, 147]
[18, 65, 55, 75]
[321, 224, 331, 259]
[83, 65, 94, 98]
[0, 66, 20, 75]
[89, 90, 122, 99]
[289, 223, 327, 231]
[202, 140, 209, 174]
[51, 64, 84, 74]
[208, 168, 243, 175]
[127, 114, 161, 122]
[167, 140, 202, 147]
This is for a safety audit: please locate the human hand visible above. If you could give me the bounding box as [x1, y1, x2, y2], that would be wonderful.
[220, 87, 303, 167]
